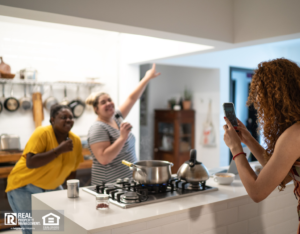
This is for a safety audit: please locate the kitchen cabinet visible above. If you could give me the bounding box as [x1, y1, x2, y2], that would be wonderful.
[154, 110, 195, 173]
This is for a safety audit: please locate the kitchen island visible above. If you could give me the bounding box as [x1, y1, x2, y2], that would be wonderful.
[32, 172, 298, 234]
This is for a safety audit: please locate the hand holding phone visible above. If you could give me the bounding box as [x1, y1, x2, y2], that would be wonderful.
[223, 103, 238, 128]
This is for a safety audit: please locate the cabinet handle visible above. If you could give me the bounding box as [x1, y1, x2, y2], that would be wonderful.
[154, 148, 158, 152]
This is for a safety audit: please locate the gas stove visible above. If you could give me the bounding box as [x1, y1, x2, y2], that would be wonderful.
[82, 177, 218, 208]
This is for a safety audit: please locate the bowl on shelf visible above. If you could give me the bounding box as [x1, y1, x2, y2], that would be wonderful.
[0, 72, 15, 79]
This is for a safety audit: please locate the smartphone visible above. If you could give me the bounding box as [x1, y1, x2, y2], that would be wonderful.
[223, 102, 238, 127]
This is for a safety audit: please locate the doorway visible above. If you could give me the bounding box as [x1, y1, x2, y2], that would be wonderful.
[229, 67, 258, 162]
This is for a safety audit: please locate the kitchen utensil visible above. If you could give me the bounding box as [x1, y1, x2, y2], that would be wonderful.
[68, 86, 85, 118]
[213, 173, 235, 185]
[43, 85, 58, 111]
[122, 160, 147, 178]
[122, 160, 173, 184]
[60, 86, 69, 105]
[177, 149, 209, 183]
[4, 84, 20, 112]
[0, 134, 21, 150]
[32, 91, 44, 128]
[19, 84, 32, 111]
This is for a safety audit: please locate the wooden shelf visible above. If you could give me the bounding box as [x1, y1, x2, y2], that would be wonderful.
[0, 148, 92, 178]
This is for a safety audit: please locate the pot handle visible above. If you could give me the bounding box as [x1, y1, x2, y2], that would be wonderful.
[122, 160, 133, 167]
[189, 149, 197, 167]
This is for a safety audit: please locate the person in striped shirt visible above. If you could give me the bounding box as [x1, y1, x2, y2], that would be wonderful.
[86, 64, 161, 184]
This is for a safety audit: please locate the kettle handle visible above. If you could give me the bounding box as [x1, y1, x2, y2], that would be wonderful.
[189, 149, 197, 167]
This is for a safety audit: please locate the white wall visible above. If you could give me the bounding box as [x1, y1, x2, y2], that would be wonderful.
[157, 38, 300, 166]
[0, 15, 121, 149]
[140, 64, 220, 169]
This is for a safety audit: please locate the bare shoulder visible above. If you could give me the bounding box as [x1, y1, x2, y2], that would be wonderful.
[277, 122, 300, 152]
[281, 122, 300, 139]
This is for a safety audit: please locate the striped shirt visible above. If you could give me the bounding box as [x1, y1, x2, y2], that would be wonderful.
[87, 110, 137, 184]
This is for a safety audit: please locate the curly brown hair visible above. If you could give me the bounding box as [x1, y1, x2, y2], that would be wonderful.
[247, 58, 300, 189]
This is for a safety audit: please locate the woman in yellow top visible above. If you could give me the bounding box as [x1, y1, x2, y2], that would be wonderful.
[6, 104, 83, 234]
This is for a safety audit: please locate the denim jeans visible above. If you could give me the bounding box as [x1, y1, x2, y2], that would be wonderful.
[7, 184, 63, 234]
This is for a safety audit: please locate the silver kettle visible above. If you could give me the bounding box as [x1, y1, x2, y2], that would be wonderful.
[177, 149, 209, 183]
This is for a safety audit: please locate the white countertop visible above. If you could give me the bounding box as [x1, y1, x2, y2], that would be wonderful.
[33, 171, 287, 233]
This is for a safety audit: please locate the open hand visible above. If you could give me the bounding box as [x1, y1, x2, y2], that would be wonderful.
[144, 64, 161, 80]
[223, 117, 243, 155]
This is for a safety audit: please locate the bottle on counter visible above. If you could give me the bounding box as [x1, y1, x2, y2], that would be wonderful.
[96, 194, 110, 210]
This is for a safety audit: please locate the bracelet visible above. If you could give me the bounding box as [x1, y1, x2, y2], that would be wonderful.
[233, 152, 246, 160]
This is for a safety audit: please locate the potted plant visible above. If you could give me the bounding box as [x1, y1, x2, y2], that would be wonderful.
[168, 98, 176, 110]
[183, 87, 192, 110]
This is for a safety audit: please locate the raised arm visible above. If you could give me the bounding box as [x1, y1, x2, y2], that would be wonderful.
[224, 117, 299, 202]
[119, 64, 161, 119]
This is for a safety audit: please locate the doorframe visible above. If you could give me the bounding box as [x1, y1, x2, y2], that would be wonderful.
[228, 66, 255, 163]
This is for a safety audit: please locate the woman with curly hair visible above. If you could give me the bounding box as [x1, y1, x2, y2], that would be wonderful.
[223, 58, 300, 231]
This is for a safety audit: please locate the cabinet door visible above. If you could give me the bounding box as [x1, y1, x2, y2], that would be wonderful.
[154, 122, 174, 153]
[180, 123, 192, 152]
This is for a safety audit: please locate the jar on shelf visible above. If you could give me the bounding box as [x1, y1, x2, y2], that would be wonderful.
[96, 194, 109, 210]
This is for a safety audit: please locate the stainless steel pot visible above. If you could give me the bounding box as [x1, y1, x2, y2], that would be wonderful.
[4, 84, 19, 112]
[19, 84, 32, 111]
[44, 85, 58, 111]
[60, 86, 69, 106]
[177, 149, 209, 183]
[0, 134, 21, 150]
[68, 86, 85, 118]
[122, 160, 173, 184]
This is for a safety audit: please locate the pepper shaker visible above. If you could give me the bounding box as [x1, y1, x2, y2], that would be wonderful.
[96, 194, 110, 210]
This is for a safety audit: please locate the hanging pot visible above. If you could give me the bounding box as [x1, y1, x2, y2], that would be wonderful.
[19, 84, 32, 111]
[68, 86, 85, 118]
[4, 84, 20, 112]
[177, 149, 209, 183]
[43, 85, 58, 111]
[60, 86, 69, 106]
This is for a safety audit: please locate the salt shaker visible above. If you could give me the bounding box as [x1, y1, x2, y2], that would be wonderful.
[67, 179, 80, 198]
[96, 194, 110, 210]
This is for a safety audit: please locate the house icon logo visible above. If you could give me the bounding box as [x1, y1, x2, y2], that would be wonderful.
[42, 213, 60, 226]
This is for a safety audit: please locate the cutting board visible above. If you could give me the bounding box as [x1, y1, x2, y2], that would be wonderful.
[32, 92, 44, 128]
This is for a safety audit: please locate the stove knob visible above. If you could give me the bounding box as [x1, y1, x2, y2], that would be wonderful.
[123, 177, 130, 183]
